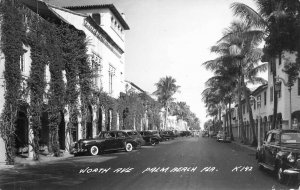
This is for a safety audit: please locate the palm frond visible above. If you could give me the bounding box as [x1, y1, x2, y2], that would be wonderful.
[230, 2, 267, 29]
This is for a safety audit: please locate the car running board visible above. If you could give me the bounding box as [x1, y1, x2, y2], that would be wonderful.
[258, 162, 275, 171]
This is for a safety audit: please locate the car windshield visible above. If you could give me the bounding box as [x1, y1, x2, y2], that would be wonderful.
[281, 133, 300, 143]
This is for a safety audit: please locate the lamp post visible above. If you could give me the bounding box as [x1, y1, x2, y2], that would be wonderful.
[275, 76, 292, 129]
[250, 95, 261, 149]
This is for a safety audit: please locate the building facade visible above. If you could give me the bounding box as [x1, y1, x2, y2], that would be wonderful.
[231, 52, 300, 144]
[0, 0, 130, 162]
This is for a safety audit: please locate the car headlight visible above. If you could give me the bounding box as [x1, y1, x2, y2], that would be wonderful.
[287, 152, 295, 163]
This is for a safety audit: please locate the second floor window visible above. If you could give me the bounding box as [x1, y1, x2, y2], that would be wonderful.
[257, 95, 261, 108]
[270, 86, 273, 102]
[264, 91, 267, 106]
[92, 13, 101, 25]
[109, 65, 115, 94]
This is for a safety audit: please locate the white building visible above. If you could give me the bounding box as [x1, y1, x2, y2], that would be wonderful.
[0, 0, 130, 162]
[232, 52, 300, 143]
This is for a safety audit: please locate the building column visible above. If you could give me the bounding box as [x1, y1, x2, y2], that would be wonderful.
[92, 106, 97, 138]
[102, 109, 105, 131]
[0, 136, 6, 163]
[64, 106, 71, 152]
[28, 123, 34, 158]
[116, 113, 119, 130]
[77, 115, 82, 140]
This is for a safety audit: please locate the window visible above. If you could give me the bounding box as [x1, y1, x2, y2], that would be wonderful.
[277, 82, 282, 98]
[242, 104, 245, 114]
[270, 86, 273, 102]
[257, 95, 261, 108]
[109, 65, 115, 94]
[92, 13, 101, 25]
[253, 99, 256, 110]
[90, 53, 102, 87]
[264, 91, 267, 106]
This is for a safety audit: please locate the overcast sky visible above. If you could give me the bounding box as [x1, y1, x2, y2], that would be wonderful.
[106, 0, 257, 128]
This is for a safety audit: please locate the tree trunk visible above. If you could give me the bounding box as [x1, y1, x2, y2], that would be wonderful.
[229, 101, 234, 141]
[272, 56, 278, 129]
[238, 74, 246, 143]
[164, 103, 168, 131]
[243, 85, 257, 146]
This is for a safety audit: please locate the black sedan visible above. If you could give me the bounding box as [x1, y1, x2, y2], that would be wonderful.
[257, 129, 300, 184]
[71, 131, 138, 156]
[139, 131, 160, 146]
[159, 130, 176, 141]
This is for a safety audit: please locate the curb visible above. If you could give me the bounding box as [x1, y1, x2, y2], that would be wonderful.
[231, 141, 257, 152]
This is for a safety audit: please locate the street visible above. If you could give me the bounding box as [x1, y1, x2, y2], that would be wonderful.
[0, 137, 293, 190]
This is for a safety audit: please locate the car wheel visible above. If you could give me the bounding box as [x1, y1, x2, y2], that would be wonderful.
[90, 146, 99, 156]
[150, 139, 156, 146]
[125, 143, 133, 152]
[276, 165, 286, 184]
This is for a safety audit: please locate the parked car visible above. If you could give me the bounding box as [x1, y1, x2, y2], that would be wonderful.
[257, 129, 300, 184]
[216, 131, 231, 143]
[179, 131, 192, 137]
[147, 130, 162, 141]
[122, 130, 145, 148]
[139, 131, 160, 146]
[71, 131, 138, 156]
[159, 130, 176, 141]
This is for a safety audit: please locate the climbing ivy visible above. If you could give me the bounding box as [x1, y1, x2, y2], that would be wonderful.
[0, 0, 25, 164]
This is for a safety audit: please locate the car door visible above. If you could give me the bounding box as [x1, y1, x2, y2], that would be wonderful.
[116, 131, 126, 149]
[265, 132, 278, 167]
[103, 132, 117, 150]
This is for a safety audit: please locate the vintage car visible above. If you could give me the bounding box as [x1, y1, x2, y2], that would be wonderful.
[147, 130, 162, 141]
[216, 131, 231, 142]
[72, 131, 138, 156]
[257, 129, 300, 184]
[159, 130, 176, 141]
[121, 130, 145, 148]
[139, 131, 160, 146]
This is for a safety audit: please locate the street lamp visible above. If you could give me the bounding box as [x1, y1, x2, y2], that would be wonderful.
[275, 76, 292, 129]
[250, 95, 261, 149]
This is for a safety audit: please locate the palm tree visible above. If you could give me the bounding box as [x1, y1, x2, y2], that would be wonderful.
[204, 21, 267, 145]
[153, 76, 180, 130]
[230, 1, 300, 129]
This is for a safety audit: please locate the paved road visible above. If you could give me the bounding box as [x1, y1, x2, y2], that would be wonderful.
[0, 137, 295, 190]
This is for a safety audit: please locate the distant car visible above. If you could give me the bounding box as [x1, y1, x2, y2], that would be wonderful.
[257, 129, 300, 184]
[121, 130, 145, 148]
[180, 131, 192, 137]
[71, 131, 138, 156]
[139, 131, 160, 146]
[202, 130, 209, 137]
[216, 131, 231, 142]
[147, 130, 162, 141]
[159, 130, 176, 141]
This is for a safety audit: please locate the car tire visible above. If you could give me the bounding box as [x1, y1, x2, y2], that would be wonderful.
[150, 139, 156, 146]
[125, 143, 133, 152]
[90, 146, 99, 156]
[276, 165, 286, 184]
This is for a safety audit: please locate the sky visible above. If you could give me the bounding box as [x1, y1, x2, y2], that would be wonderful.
[105, 0, 257, 128]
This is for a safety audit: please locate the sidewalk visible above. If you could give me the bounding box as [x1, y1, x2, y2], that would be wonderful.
[0, 151, 74, 170]
[231, 139, 257, 152]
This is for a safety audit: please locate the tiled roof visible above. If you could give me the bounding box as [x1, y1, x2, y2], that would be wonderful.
[47, 0, 129, 30]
